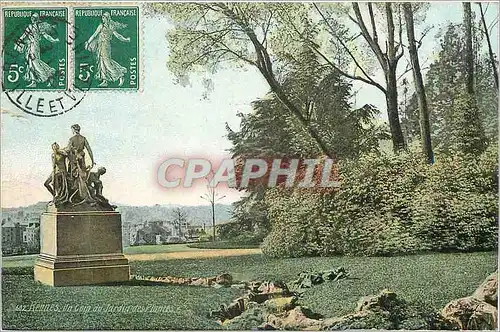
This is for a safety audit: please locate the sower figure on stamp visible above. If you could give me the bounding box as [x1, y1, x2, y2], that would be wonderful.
[15, 12, 59, 88]
[44, 142, 69, 206]
[85, 12, 130, 87]
[66, 124, 96, 205]
[87, 167, 116, 209]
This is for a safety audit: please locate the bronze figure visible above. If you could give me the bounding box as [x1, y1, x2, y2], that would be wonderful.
[44, 125, 114, 210]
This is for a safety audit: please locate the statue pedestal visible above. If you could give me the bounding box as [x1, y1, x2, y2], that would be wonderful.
[34, 208, 130, 286]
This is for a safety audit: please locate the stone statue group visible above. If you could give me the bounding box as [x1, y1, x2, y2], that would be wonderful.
[44, 124, 115, 210]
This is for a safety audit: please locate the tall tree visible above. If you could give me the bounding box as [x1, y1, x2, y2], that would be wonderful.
[170, 207, 188, 237]
[151, 3, 335, 158]
[201, 173, 226, 242]
[352, 3, 406, 151]
[463, 2, 475, 95]
[478, 2, 498, 89]
[408, 23, 491, 154]
[312, 3, 406, 152]
[403, 3, 433, 164]
[227, 44, 385, 160]
[226, 44, 386, 236]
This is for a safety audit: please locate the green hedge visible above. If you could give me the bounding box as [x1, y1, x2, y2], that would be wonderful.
[187, 241, 260, 250]
[262, 145, 498, 257]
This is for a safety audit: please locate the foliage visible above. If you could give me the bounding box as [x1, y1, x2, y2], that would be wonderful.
[225, 45, 386, 160]
[230, 230, 266, 245]
[226, 45, 386, 240]
[2, 243, 40, 256]
[262, 188, 339, 258]
[198, 233, 214, 242]
[151, 3, 279, 77]
[1, 266, 33, 276]
[262, 146, 498, 257]
[188, 230, 264, 249]
[123, 243, 199, 255]
[410, 144, 498, 252]
[220, 191, 270, 239]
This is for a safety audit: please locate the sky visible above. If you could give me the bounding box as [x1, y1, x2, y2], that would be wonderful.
[1, 2, 498, 208]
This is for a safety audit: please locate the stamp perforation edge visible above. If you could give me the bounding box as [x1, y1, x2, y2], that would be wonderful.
[71, 4, 142, 92]
[1, 6, 69, 92]
[1, 1, 145, 94]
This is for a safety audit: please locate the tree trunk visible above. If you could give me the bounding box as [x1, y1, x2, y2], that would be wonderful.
[463, 2, 475, 95]
[403, 3, 434, 164]
[385, 66, 406, 151]
[351, 2, 406, 152]
[385, 3, 405, 151]
[211, 201, 216, 242]
[478, 2, 499, 89]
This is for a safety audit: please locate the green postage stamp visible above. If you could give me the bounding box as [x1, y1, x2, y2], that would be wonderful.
[2, 8, 68, 91]
[73, 7, 139, 90]
[1, 1, 499, 331]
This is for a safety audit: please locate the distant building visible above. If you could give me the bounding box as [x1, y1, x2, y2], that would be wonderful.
[21, 213, 40, 227]
[122, 222, 142, 247]
[126, 220, 173, 246]
[23, 223, 40, 247]
[2, 212, 41, 255]
[2, 220, 23, 253]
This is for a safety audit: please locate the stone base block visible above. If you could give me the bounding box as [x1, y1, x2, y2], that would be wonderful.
[34, 261, 130, 287]
[34, 209, 130, 286]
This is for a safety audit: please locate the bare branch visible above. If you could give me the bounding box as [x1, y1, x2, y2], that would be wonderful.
[193, 8, 210, 29]
[262, 9, 273, 47]
[313, 3, 383, 90]
[347, 13, 357, 24]
[396, 5, 404, 61]
[176, 28, 239, 54]
[367, 3, 378, 44]
[197, 29, 257, 67]
[397, 60, 412, 82]
[348, 32, 363, 42]
[416, 26, 433, 49]
[385, 3, 396, 62]
[352, 2, 387, 70]
[397, 61, 429, 82]
[312, 45, 386, 93]
[488, 16, 498, 34]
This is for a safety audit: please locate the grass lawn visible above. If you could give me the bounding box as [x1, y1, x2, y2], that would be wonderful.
[2, 251, 497, 330]
[2, 254, 37, 268]
[123, 243, 200, 254]
[2, 244, 199, 268]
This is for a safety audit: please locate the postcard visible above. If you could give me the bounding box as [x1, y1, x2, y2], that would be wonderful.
[1, 1, 498, 330]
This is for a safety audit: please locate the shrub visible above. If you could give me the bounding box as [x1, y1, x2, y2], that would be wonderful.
[411, 145, 498, 252]
[232, 230, 266, 245]
[187, 241, 260, 250]
[262, 189, 340, 257]
[262, 145, 498, 257]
